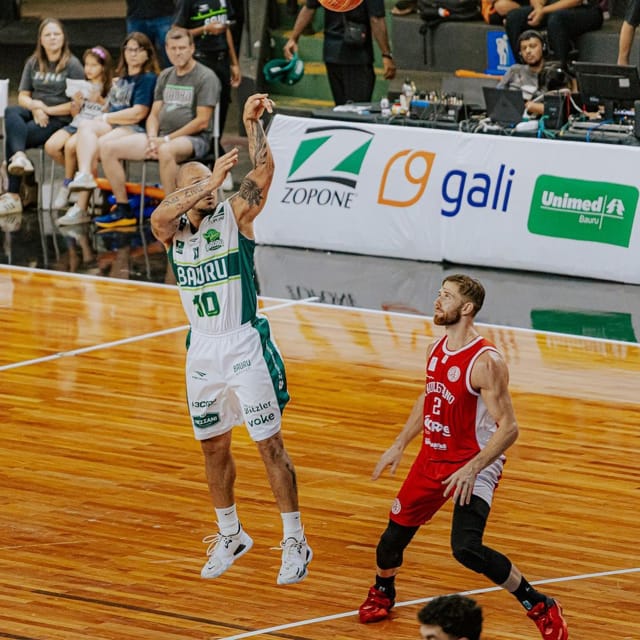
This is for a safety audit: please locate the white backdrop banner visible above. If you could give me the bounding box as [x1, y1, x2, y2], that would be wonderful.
[257, 115, 640, 284]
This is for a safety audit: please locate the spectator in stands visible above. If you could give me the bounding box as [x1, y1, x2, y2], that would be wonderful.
[59, 32, 159, 226]
[174, 0, 241, 190]
[418, 595, 484, 640]
[498, 29, 549, 117]
[72, 27, 220, 230]
[618, 0, 640, 65]
[283, 0, 396, 106]
[0, 18, 84, 216]
[503, 0, 603, 72]
[125, 0, 177, 68]
[45, 46, 114, 217]
[391, 0, 418, 15]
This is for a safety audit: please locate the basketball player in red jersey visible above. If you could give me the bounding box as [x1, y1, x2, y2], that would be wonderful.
[358, 274, 568, 640]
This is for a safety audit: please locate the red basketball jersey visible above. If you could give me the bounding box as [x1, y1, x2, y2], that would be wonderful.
[422, 334, 500, 464]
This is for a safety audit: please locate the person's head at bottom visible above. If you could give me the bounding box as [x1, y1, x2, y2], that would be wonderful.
[417, 595, 483, 640]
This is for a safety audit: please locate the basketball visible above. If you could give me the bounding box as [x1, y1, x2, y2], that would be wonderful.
[318, 0, 364, 12]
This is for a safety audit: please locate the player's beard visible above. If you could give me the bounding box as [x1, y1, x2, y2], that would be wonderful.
[433, 304, 463, 326]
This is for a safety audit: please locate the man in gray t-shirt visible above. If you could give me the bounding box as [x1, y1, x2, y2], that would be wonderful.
[97, 26, 221, 226]
[497, 30, 547, 118]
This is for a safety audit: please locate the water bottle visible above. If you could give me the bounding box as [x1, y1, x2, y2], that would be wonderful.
[380, 96, 391, 118]
[400, 78, 414, 114]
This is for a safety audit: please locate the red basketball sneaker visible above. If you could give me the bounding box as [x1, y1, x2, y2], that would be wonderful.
[526, 599, 569, 640]
[358, 586, 394, 623]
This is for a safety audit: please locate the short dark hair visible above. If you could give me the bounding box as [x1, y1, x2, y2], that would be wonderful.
[166, 25, 194, 46]
[442, 274, 485, 316]
[417, 595, 483, 640]
[518, 29, 545, 51]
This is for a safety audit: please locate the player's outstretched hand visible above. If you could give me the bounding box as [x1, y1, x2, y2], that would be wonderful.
[210, 147, 239, 192]
[371, 442, 404, 480]
[243, 93, 274, 122]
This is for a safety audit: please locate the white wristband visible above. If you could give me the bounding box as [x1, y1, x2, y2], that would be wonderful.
[164, 135, 170, 143]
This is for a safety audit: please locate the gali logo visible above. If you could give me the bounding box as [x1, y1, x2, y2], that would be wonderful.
[281, 125, 374, 209]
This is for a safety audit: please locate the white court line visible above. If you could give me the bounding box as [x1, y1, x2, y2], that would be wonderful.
[0, 297, 318, 372]
[219, 566, 640, 640]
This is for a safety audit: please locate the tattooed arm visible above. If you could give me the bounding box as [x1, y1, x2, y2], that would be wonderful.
[150, 150, 239, 246]
[232, 93, 275, 239]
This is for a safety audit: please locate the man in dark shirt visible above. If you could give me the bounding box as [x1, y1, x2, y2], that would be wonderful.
[174, 0, 241, 179]
[126, 0, 177, 67]
[504, 0, 603, 71]
[283, 0, 396, 105]
[618, 0, 640, 64]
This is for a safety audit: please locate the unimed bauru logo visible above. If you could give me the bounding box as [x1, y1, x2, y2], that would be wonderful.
[528, 175, 637, 247]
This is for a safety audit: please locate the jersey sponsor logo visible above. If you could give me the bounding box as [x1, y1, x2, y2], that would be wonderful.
[426, 380, 455, 403]
[233, 358, 251, 373]
[428, 356, 438, 371]
[193, 412, 221, 428]
[391, 498, 401, 515]
[424, 417, 451, 437]
[424, 436, 448, 451]
[191, 399, 216, 408]
[245, 410, 277, 428]
[176, 240, 185, 255]
[203, 227, 224, 251]
[447, 366, 461, 382]
[243, 400, 272, 415]
[174, 251, 240, 288]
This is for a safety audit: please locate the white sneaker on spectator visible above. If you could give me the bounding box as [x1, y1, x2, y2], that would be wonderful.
[277, 532, 313, 585]
[7, 153, 34, 176]
[222, 172, 234, 191]
[53, 184, 71, 210]
[0, 193, 23, 215]
[69, 172, 97, 191]
[201, 525, 253, 579]
[57, 204, 91, 226]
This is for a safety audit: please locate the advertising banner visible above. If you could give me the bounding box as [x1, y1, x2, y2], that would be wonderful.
[258, 115, 640, 284]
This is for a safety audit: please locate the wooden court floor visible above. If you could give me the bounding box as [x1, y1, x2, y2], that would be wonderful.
[0, 265, 638, 640]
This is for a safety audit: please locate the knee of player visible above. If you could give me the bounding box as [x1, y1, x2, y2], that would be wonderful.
[376, 521, 415, 570]
[451, 539, 486, 573]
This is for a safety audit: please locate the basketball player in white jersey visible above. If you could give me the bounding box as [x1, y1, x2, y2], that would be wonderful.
[150, 93, 312, 585]
[359, 274, 568, 640]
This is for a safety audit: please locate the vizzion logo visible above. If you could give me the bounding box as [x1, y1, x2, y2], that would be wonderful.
[281, 125, 373, 209]
[528, 175, 637, 247]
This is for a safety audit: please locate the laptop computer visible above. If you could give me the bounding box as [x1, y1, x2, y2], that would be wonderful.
[482, 87, 525, 126]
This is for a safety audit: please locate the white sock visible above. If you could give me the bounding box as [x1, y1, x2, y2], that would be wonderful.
[215, 505, 240, 536]
[281, 511, 303, 541]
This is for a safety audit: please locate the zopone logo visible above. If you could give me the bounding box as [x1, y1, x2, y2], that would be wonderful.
[528, 175, 638, 247]
[281, 124, 373, 208]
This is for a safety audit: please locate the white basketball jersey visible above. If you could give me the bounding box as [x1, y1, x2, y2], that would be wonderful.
[168, 199, 258, 333]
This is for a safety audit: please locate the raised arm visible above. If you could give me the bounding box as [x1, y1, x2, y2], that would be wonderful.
[230, 93, 275, 238]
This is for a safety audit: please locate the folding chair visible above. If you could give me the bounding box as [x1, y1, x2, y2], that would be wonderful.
[137, 102, 221, 223]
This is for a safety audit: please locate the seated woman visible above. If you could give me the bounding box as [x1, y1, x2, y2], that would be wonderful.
[503, 0, 603, 72]
[58, 32, 160, 225]
[0, 17, 84, 215]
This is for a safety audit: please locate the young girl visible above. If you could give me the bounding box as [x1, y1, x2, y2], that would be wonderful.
[45, 46, 113, 218]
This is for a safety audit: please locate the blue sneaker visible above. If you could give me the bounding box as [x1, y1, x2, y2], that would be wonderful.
[94, 204, 136, 229]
